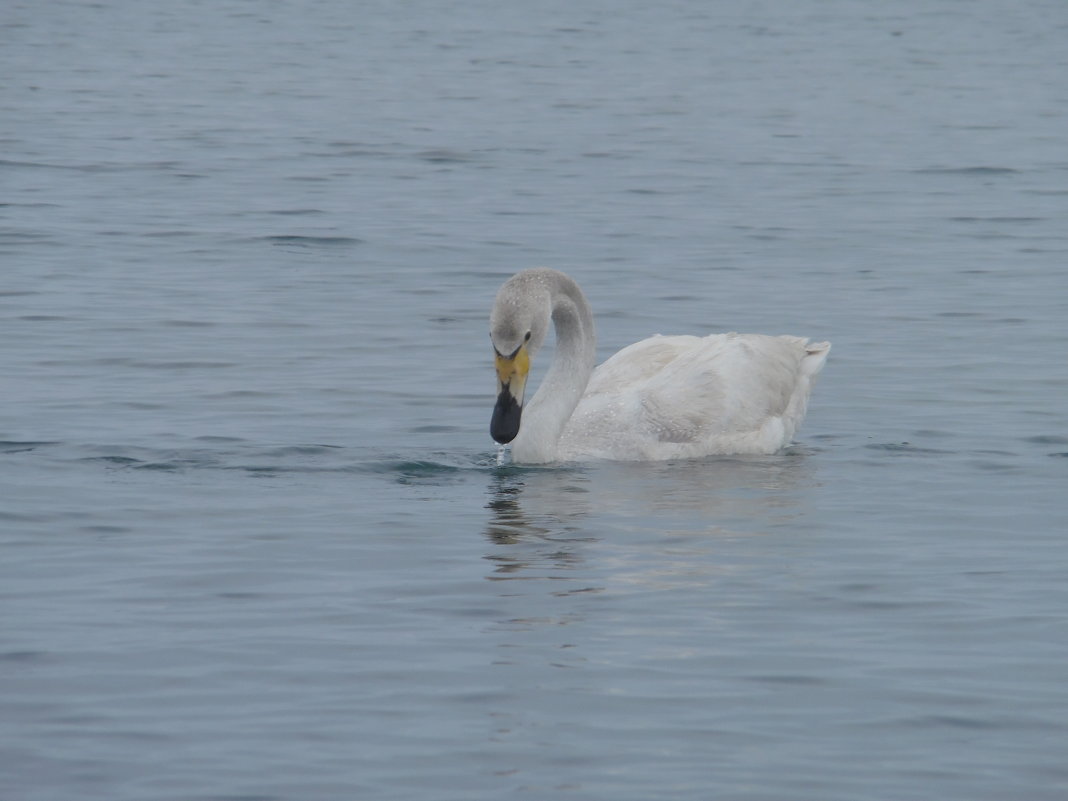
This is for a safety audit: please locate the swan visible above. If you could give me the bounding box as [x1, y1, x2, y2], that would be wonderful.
[490, 268, 830, 463]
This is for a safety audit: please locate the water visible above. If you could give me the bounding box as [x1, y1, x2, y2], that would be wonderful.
[3, 1, 1067, 799]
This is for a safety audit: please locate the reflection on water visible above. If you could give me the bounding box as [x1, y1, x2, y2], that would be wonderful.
[476, 452, 826, 738]
[485, 451, 818, 537]
[614, 451, 816, 514]
[483, 467, 596, 582]
[482, 450, 820, 589]
[484, 466, 594, 544]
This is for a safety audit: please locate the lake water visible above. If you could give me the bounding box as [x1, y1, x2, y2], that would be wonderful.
[2, 1, 1067, 799]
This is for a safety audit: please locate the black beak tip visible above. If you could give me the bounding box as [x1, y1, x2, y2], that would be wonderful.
[491, 391, 522, 444]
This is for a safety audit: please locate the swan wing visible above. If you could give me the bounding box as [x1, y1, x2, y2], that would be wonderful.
[561, 333, 829, 460]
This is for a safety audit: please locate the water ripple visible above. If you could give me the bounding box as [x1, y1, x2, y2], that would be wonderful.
[259, 235, 364, 247]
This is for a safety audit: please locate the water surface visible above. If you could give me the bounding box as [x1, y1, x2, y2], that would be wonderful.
[2, 1, 1067, 799]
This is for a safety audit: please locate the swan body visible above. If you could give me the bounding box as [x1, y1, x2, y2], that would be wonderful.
[490, 268, 829, 464]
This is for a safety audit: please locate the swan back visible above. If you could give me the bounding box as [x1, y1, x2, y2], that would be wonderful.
[561, 333, 829, 461]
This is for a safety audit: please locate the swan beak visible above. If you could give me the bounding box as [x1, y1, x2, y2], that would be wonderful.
[491, 345, 530, 444]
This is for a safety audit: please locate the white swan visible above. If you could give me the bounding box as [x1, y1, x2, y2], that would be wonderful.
[490, 268, 830, 464]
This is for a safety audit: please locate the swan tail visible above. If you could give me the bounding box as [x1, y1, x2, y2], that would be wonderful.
[801, 340, 831, 377]
[775, 339, 830, 447]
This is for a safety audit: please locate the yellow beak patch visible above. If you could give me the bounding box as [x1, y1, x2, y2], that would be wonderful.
[495, 344, 530, 394]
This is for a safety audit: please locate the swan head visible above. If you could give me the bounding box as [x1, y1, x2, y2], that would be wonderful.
[489, 272, 553, 444]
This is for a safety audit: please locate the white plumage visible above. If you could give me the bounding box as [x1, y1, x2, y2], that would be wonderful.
[489, 268, 829, 464]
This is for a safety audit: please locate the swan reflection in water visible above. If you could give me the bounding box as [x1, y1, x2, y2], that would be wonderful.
[482, 450, 820, 587]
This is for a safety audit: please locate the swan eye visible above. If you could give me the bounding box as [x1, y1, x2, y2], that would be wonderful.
[524, 331, 531, 342]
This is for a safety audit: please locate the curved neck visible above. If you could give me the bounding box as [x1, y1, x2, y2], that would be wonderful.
[513, 274, 596, 463]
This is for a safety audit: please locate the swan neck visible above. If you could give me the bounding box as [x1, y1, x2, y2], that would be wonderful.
[515, 274, 596, 462]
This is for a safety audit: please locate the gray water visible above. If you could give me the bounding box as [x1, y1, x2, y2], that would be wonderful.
[3, 1, 1067, 799]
